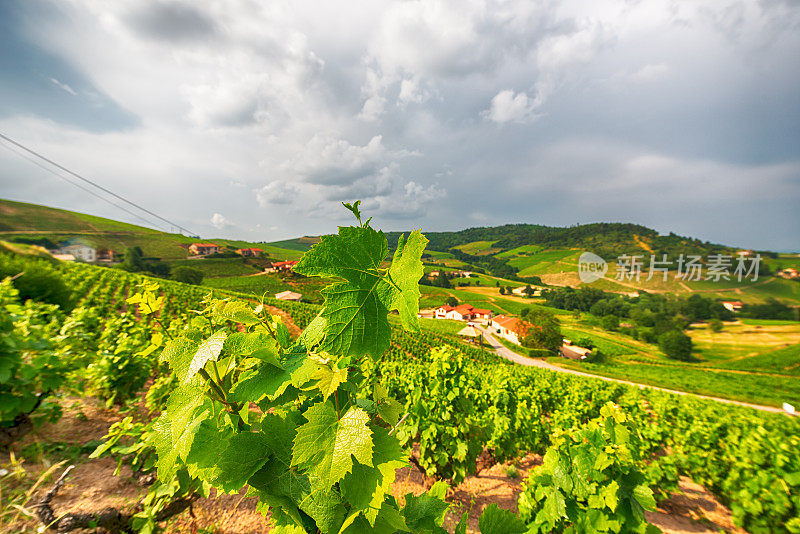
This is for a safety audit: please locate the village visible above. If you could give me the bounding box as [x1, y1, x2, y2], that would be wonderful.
[418, 301, 592, 361]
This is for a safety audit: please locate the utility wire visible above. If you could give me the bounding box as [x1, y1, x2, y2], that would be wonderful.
[0, 138, 170, 231]
[0, 132, 196, 236]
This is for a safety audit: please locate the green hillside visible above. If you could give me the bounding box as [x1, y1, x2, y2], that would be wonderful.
[0, 199, 302, 260]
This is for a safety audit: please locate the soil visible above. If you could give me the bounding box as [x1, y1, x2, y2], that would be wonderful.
[2, 399, 746, 534]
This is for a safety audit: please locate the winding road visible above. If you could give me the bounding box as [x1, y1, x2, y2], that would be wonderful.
[476, 327, 792, 416]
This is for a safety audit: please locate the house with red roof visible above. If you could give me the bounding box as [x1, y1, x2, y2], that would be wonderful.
[721, 300, 744, 313]
[189, 243, 220, 255]
[265, 260, 299, 273]
[434, 303, 493, 323]
[236, 248, 262, 257]
[491, 315, 522, 344]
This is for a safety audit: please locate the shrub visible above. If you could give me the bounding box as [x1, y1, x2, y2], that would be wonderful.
[172, 266, 203, 285]
[658, 330, 693, 361]
[0, 253, 73, 310]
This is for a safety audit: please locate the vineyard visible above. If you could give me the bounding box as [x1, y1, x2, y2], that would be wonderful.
[1, 212, 799, 534]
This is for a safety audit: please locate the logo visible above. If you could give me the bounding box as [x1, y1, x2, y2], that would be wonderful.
[578, 252, 607, 283]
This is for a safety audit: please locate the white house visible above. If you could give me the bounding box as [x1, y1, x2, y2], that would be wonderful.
[275, 290, 302, 301]
[57, 243, 96, 262]
[721, 300, 743, 313]
[492, 315, 521, 344]
[434, 304, 493, 323]
[190, 243, 220, 255]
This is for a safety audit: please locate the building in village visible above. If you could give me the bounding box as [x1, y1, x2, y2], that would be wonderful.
[189, 243, 220, 255]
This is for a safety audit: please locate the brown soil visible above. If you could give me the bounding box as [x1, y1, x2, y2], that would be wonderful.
[3, 401, 745, 534]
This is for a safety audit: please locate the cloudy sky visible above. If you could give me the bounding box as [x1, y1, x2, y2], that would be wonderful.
[1, 0, 798, 250]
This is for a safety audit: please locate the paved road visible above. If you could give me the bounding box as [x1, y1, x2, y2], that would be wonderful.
[477, 327, 792, 416]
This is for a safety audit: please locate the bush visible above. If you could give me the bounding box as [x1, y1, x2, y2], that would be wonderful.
[518, 403, 659, 533]
[172, 266, 203, 285]
[0, 253, 73, 310]
[601, 314, 619, 331]
[658, 330, 693, 361]
[445, 296, 458, 307]
[708, 319, 723, 332]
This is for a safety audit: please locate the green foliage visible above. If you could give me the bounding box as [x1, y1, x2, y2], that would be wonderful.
[518, 403, 661, 533]
[445, 296, 458, 307]
[0, 279, 68, 431]
[172, 266, 203, 285]
[396, 346, 486, 484]
[0, 253, 73, 310]
[519, 308, 562, 352]
[708, 319, 723, 332]
[657, 330, 693, 361]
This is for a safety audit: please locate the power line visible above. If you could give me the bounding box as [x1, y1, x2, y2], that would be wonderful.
[0, 138, 170, 231]
[0, 132, 196, 236]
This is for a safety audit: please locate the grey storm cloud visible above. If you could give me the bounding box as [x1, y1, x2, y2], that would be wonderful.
[125, 1, 219, 43]
[0, 0, 798, 250]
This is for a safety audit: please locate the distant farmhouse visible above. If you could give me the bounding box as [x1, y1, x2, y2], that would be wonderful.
[275, 290, 302, 301]
[721, 300, 744, 313]
[53, 239, 97, 262]
[236, 248, 262, 257]
[190, 243, 220, 255]
[266, 260, 298, 273]
[435, 304, 493, 323]
[560, 339, 592, 360]
[491, 315, 522, 344]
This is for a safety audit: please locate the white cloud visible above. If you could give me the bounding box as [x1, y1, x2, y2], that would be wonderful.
[630, 63, 669, 82]
[255, 181, 300, 206]
[283, 134, 387, 185]
[48, 77, 77, 96]
[483, 90, 542, 124]
[210, 212, 232, 229]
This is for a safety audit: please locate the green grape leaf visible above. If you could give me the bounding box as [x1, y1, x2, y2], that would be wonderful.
[231, 364, 287, 403]
[299, 314, 326, 351]
[215, 300, 260, 325]
[161, 338, 199, 379]
[185, 330, 227, 382]
[294, 224, 426, 358]
[292, 401, 374, 488]
[311, 363, 348, 400]
[318, 281, 392, 358]
[340, 426, 407, 525]
[224, 332, 280, 366]
[212, 432, 270, 493]
[477, 503, 528, 534]
[387, 230, 427, 331]
[402, 488, 449, 533]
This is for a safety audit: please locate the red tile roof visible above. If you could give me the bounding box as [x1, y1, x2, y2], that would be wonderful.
[493, 315, 521, 330]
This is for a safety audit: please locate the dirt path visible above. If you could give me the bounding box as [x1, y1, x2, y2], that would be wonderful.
[478, 328, 791, 415]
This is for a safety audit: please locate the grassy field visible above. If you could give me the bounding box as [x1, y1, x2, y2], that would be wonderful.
[202, 273, 329, 303]
[0, 199, 303, 261]
[452, 240, 501, 255]
[167, 258, 261, 278]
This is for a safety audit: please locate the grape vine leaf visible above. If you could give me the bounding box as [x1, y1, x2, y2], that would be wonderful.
[339, 426, 407, 525]
[224, 332, 280, 366]
[293, 225, 426, 358]
[212, 432, 270, 493]
[292, 401, 374, 488]
[477, 504, 528, 534]
[185, 330, 227, 382]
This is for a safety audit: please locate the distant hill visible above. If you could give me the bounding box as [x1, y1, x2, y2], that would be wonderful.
[0, 199, 303, 260]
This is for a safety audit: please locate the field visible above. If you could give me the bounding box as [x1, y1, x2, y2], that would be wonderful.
[2, 247, 799, 534]
[0, 198, 303, 261]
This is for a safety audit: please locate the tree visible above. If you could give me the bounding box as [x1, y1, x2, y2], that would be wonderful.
[172, 266, 203, 285]
[499, 286, 506, 295]
[523, 285, 534, 297]
[658, 330, 693, 361]
[123, 246, 144, 272]
[708, 319, 723, 332]
[445, 296, 458, 307]
[601, 314, 619, 331]
[518, 308, 562, 352]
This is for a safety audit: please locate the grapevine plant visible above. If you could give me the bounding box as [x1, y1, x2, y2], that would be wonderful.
[97, 204, 522, 533]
